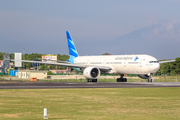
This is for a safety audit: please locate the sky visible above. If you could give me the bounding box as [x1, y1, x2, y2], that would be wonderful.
[0, 0, 180, 60]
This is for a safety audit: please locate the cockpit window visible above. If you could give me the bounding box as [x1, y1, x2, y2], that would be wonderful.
[149, 61, 159, 63]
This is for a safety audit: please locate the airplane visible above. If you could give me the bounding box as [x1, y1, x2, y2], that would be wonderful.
[12, 31, 176, 82]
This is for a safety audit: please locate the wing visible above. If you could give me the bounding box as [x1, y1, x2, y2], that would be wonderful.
[11, 60, 111, 71]
[159, 60, 176, 64]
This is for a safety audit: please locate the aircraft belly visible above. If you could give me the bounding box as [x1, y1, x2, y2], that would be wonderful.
[116, 64, 149, 74]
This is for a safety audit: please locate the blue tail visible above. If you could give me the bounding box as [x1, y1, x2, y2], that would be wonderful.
[66, 31, 78, 64]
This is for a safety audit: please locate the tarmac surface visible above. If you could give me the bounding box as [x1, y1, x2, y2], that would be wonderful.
[1, 80, 180, 89]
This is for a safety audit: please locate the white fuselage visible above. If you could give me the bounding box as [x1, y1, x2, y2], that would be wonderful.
[74, 54, 160, 75]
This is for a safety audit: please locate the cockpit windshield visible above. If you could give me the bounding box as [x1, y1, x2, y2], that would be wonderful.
[149, 61, 159, 63]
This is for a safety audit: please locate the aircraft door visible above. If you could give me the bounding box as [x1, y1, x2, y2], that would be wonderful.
[104, 59, 106, 66]
[139, 62, 142, 67]
[124, 61, 126, 67]
[87, 60, 89, 64]
[139, 61, 144, 74]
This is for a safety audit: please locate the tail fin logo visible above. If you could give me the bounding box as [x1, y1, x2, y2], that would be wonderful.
[66, 31, 78, 64]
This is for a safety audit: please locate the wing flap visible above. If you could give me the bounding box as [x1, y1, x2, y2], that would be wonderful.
[42, 59, 70, 64]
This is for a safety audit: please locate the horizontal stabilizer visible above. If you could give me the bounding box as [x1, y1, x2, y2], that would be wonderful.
[42, 59, 70, 64]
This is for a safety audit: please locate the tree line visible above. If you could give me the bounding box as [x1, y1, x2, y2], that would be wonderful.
[0, 52, 180, 75]
[156, 58, 180, 75]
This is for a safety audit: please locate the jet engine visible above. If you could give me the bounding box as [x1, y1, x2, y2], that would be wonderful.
[138, 74, 149, 79]
[83, 67, 101, 79]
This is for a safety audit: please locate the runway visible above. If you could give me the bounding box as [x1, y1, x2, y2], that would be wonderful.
[1, 81, 180, 89]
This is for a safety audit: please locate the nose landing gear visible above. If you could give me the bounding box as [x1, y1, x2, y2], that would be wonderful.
[148, 73, 153, 82]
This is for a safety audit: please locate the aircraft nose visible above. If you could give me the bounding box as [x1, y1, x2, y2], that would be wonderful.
[152, 63, 160, 72]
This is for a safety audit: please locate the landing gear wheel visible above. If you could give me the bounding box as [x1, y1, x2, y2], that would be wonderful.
[87, 79, 97, 82]
[147, 73, 153, 82]
[117, 78, 120, 82]
[92, 79, 97, 82]
[87, 79, 91, 82]
[117, 78, 127, 82]
[122, 78, 127, 82]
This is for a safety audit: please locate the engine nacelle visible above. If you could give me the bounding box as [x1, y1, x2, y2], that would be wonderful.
[138, 74, 149, 79]
[83, 67, 101, 79]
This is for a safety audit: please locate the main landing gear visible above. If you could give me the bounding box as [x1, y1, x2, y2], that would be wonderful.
[87, 79, 97, 82]
[117, 74, 127, 82]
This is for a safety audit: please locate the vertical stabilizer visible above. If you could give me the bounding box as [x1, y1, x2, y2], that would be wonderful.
[66, 31, 78, 64]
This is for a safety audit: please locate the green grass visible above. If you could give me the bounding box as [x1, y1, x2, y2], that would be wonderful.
[0, 88, 180, 120]
[153, 75, 180, 82]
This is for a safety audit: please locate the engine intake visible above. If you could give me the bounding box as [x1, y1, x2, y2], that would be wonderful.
[83, 67, 100, 79]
